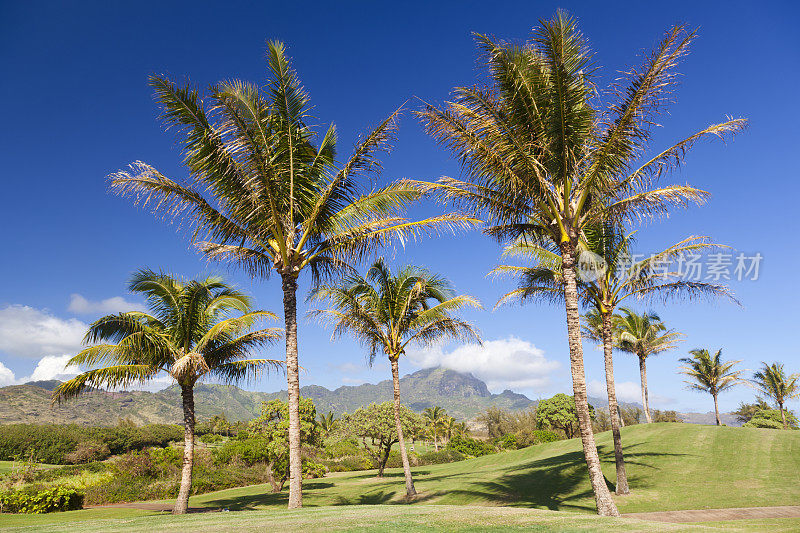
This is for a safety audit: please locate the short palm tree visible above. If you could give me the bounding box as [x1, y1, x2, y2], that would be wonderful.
[679, 349, 744, 425]
[52, 270, 282, 514]
[496, 225, 732, 494]
[751, 362, 800, 429]
[110, 42, 471, 508]
[317, 411, 338, 436]
[311, 259, 480, 497]
[423, 406, 450, 451]
[416, 11, 744, 516]
[615, 308, 683, 423]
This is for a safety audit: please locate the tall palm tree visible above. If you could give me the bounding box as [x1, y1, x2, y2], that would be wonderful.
[311, 259, 480, 496]
[416, 11, 744, 516]
[751, 362, 800, 429]
[679, 349, 744, 425]
[496, 226, 733, 494]
[110, 43, 472, 509]
[52, 270, 282, 514]
[615, 308, 683, 423]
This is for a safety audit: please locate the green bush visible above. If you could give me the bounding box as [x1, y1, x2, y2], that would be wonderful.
[743, 417, 784, 429]
[742, 409, 798, 429]
[417, 449, 466, 465]
[515, 429, 560, 447]
[494, 434, 519, 450]
[302, 461, 327, 479]
[0, 487, 83, 514]
[0, 424, 182, 464]
[200, 433, 223, 444]
[446, 435, 495, 457]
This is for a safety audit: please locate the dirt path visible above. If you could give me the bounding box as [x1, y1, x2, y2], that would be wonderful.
[623, 506, 800, 523]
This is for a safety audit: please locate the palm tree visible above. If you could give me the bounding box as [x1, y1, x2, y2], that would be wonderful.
[317, 411, 338, 436]
[416, 11, 744, 516]
[496, 226, 732, 494]
[110, 42, 471, 509]
[311, 259, 480, 496]
[615, 308, 683, 423]
[52, 270, 282, 514]
[679, 349, 744, 425]
[423, 406, 450, 451]
[751, 362, 800, 429]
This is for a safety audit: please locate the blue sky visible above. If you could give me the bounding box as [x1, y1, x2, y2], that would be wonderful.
[1, 0, 798, 415]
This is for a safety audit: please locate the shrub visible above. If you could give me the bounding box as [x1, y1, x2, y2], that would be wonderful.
[493, 434, 519, 450]
[446, 435, 495, 457]
[64, 440, 111, 464]
[417, 449, 465, 465]
[0, 487, 83, 514]
[515, 429, 560, 447]
[199, 434, 223, 444]
[302, 461, 327, 479]
[743, 417, 784, 429]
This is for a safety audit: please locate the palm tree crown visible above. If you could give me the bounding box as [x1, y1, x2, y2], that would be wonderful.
[615, 308, 683, 359]
[311, 258, 481, 363]
[679, 348, 743, 425]
[53, 270, 282, 399]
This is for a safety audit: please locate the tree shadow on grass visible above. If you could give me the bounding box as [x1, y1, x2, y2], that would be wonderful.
[199, 481, 335, 511]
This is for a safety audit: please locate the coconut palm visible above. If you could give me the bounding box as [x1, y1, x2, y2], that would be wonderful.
[423, 406, 451, 451]
[52, 270, 282, 514]
[679, 349, 744, 425]
[317, 411, 338, 436]
[615, 308, 683, 423]
[416, 11, 744, 515]
[311, 259, 480, 496]
[496, 225, 733, 494]
[751, 362, 800, 429]
[110, 42, 471, 508]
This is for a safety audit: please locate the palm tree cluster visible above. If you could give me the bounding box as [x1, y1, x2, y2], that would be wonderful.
[57, 10, 758, 517]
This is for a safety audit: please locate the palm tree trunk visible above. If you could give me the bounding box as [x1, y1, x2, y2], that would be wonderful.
[173, 384, 195, 515]
[601, 312, 629, 495]
[281, 273, 302, 509]
[560, 244, 619, 517]
[779, 402, 787, 429]
[713, 393, 721, 426]
[638, 355, 652, 423]
[390, 357, 417, 497]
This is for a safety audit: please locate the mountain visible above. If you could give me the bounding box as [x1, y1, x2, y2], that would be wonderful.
[0, 368, 738, 426]
[0, 368, 534, 425]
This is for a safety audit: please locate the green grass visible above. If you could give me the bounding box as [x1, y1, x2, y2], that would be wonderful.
[1, 424, 798, 531]
[0, 461, 57, 474]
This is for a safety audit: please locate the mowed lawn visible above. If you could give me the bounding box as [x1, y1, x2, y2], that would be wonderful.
[1, 424, 798, 531]
[0, 461, 57, 474]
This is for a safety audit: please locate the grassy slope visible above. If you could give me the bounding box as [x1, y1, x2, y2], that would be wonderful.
[1, 424, 798, 531]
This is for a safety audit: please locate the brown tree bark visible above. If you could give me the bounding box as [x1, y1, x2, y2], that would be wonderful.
[561, 244, 619, 517]
[601, 312, 629, 495]
[779, 402, 787, 429]
[638, 355, 652, 423]
[391, 357, 417, 497]
[713, 393, 721, 426]
[281, 274, 303, 509]
[173, 384, 195, 514]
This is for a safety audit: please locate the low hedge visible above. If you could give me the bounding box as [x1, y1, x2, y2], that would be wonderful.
[0, 487, 83, 514]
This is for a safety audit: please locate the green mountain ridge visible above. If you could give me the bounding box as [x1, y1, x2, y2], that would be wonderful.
[0, 368, 535, 425]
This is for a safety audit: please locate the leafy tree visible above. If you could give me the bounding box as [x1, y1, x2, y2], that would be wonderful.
[477, 407, 514, 439]
[340, 402, 423, 477]
[415, 11, 743, 516]
[248, 398, 322, 492]
[497, 227, 730, 494]
[751, 362, 800, 429]
[615, 308, 683, 423]
[679, 349, 743, 425]
[742, 409, 798, 430]
[535, 394, 594, 439]
[311, 259, 479, 496]
[52, 271, 282, 513]
[423, 406, 450, 452]
[650, 410, 682, 423]
[733, 398, 771, 424]
[110, 43, 469, 509]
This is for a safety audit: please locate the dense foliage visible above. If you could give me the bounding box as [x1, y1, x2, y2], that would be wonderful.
[0, 487, 83, 514]
[0, 424, 182, 464]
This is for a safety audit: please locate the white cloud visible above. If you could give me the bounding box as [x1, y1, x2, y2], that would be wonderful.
[68, 294, 143, 315]
[0, 362, 15, 386]
[26, 355, 82, 382]
[406, 337, 560, 393]
[0, 305, 87, 359]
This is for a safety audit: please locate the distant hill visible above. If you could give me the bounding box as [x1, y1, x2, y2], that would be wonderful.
[0, 367, 737, 426]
